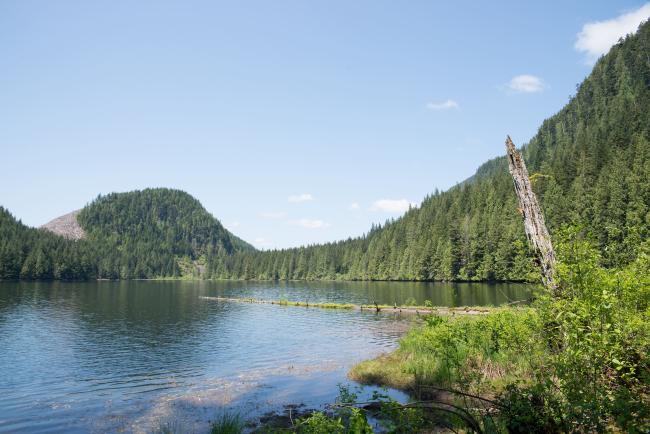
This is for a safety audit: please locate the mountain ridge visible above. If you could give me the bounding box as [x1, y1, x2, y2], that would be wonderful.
[2, 20, 649, 281]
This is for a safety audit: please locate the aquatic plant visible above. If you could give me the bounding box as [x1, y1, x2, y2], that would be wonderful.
[210, 412, 244, 434]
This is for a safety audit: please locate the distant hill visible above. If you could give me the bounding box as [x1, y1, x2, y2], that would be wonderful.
[2, 189, 253, 280]
[73, 188, 253, 279]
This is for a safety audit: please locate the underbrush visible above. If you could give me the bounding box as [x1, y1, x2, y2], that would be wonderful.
[156, 230, 650, 433]
[401, 308, 542, 396]
[347, 230, 650, 432]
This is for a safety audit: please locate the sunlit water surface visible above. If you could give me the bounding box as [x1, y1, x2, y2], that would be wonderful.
[0, 280, 532, 433]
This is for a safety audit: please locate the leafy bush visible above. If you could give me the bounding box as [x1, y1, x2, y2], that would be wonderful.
[529, 229, 650, 432]
[350, 229, 649, 432]
[399, 308, 542, 393]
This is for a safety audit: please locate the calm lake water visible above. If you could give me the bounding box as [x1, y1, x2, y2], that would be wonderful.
[0, 280, 532, 433]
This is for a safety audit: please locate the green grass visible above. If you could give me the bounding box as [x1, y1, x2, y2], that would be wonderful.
[273, 299, 356, 309]
[349, 307, 542, 396]
[348, 235, 650, 432]
[238, 296, 499, 314]
[210, 412, 244, 434]
[348, 352, 415, 391]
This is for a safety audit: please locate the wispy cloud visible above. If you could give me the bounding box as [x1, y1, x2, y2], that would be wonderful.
[349, 202, 360, 210]
[254, 237, 272, 248]
[371, 199, 416, 213]
[425, 99, 459, 110]
[507, 74, 545, 93]
[575, 3, 650, 63]
[290, 218, 331, 229]
[259, 211, 287, 219]
[288, 193, 314, 203]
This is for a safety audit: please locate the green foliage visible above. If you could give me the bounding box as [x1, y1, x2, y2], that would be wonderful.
[210, 412, 244, 434]
[349, 228, 649, 432]
[403, 297, 417, 307]
[529, 228, 650, 432]
[400, 309, 542, 393]
[368, 393, 425, 434]
[497, 383, 565, 434]
[286, 386, 420, 434]
[295, 412, 346, 434]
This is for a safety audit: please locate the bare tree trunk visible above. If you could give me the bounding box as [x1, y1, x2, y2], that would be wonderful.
[505, 136, 558, 294]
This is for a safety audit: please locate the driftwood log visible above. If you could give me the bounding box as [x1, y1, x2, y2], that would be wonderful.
[505, 136, 558, 294]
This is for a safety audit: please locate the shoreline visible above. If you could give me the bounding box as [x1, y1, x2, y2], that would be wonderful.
[0, 277, 534, 284]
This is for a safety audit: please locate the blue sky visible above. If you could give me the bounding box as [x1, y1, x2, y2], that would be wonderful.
[2, 1, 649, 249]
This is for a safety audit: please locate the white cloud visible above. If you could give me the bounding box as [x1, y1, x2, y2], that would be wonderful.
[288, 193, 314, 203]
[254, 237, 272, 248]
[228, 221, 241, 229]
[425, 99, 459, 110]
[508, 75, 545, 93]
[371, 199, 417, 213]
[290, 218, 331, 229]
[575, 4, 650, 63]
[259, 211, 287, 219]
[349, 202, 360, 210]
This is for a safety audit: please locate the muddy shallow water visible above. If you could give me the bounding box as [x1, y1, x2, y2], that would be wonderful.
[0, 280, 532, 433]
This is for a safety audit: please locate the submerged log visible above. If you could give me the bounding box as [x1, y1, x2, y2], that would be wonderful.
[505, 136, 558, 294]
[199, 296, 492, 316]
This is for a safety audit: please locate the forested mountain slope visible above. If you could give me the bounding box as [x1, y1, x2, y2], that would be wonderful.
[0, 189, 252, 280]
[0, 207, 96, 280]
[77, 188, 254, 278]
[1, 22, 648, 282]
[78, 188, 253, 278]
[210, 21, 650, 281]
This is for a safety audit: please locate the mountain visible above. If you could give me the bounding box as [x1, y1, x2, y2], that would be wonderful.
[209, 20, 650, 281]
[0, 207, 96, 280]
[76, 188, 253, 279]
[41, 210, 86, 240]
[2, 22, 649, 282]
[1, 188, 253, 280]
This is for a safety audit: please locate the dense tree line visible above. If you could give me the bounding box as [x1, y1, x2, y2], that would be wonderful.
[208, 21, 650, 281]
[1, 22, 649, 282]
[77, 188, 252, 279]
[0, 207, 96, 280]
[0, 189, 252, 280]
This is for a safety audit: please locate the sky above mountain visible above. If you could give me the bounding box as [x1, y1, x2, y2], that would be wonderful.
[2, 1, 649, 249]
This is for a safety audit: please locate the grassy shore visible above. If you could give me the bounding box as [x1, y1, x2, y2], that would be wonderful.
[349, 307, 540, 397]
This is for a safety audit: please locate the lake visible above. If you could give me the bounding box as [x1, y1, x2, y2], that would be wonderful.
[0, 280, 532, 433]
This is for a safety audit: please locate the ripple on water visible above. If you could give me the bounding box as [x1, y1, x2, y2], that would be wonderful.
[0, 280, 530, 433]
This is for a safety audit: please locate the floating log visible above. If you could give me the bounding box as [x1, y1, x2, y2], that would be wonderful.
[505, 136, 558, 294]
[198, 296, 493, 316]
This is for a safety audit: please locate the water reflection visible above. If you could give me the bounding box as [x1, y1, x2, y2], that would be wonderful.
[0, 280, 533, 433]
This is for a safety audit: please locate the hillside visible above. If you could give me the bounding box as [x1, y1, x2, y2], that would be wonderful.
[210, 20, 650, 282]
[77, 188, 253, 279]
[1, 189, 253, 280]
[41, 210, 86, 240]
[2, 22, 649, 282]
[0, 207, 96, 280]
